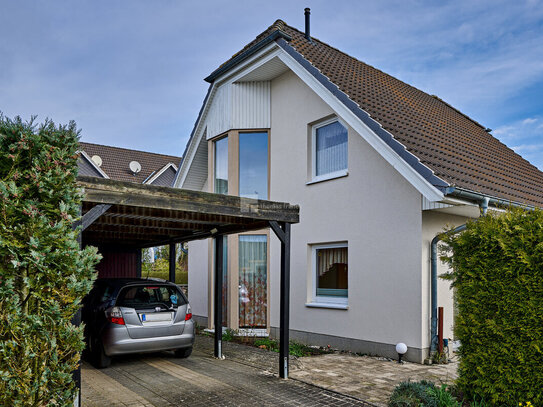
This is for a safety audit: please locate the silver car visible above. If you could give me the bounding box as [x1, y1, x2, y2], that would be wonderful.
[82, 278, 194, 368]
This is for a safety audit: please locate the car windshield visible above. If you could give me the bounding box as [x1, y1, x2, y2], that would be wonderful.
[116, 285, 185, 310]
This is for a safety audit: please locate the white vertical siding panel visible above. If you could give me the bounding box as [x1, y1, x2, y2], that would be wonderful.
[232, 81, 270, 130]
[183, 134, 209, 191]
[206, 81, 270, 140]
[206, 84, 231, 139]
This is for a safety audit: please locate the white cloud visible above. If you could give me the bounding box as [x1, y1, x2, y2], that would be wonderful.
[523, 118, 538, 125]
[1, 0, 543, 161]
[494, 116, 543, 170]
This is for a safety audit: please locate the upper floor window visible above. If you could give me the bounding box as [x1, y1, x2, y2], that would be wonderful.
[312, 119, 348, 182]
[239, 132, 268, 200]
[214, 137, 228, 194]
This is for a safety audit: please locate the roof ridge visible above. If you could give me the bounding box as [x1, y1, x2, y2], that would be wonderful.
[79, 141, 181, 160]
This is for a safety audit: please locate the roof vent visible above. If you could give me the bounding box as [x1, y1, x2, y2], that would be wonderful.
[304, 8, 311, 41]
[129, 161, 142, 175]
[91, 155, 103, 167]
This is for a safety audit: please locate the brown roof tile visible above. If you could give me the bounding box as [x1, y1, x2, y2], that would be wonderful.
[215, 20, 543, 207]
[79, 142, 180, 184]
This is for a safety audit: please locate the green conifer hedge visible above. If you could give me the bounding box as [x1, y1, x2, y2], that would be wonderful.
[441, 208, 543, 405]
[0, 115, 101, 406]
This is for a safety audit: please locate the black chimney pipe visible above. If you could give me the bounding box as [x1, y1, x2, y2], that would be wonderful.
[304, 8, 311, 41]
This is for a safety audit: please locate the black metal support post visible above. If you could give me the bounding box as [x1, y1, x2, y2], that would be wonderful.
[270, 221, 292, 379]
[214, 235, 224, 358]
[169, 243, 176, 283]
[279, 222, 291, 379]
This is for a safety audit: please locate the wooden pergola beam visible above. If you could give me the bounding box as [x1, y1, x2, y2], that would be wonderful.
[78, 176, 299, 223]
[95, 215, 230, 231]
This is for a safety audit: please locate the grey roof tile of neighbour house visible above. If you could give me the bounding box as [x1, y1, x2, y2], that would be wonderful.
[78, 142, 180, 185]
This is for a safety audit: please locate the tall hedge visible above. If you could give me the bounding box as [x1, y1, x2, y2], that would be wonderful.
[0, 115, 101, 406]
[441, 208, 543, 405]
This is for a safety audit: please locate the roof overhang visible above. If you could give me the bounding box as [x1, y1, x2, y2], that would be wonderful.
[205, 29, 291, 83]
[78, 176, 299, 248]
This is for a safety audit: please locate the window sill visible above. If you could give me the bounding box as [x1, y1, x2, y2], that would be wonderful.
[305, 302, 349, 310]
[306, 170, 348, 185]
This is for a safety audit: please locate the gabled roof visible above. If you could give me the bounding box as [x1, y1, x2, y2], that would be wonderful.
[208, 20, 543, 207]
[79, 142, 180, 185]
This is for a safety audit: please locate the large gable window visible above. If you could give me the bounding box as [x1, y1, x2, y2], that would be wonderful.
[239, 132, 268, 200]
[312, 119, 348, 182]
[214, 136, 228, 194]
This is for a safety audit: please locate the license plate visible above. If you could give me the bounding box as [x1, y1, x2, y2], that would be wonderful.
[139, 312, 172, 324]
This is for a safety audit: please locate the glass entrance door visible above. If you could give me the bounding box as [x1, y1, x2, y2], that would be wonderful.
[238, 235, 267, 328]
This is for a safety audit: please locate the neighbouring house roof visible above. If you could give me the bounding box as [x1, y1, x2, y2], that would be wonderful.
[206, 20, 543, 207]
[78, 142, 180, 186]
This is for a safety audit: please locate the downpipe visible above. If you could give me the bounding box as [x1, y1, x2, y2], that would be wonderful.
[430, 197, 489, 353]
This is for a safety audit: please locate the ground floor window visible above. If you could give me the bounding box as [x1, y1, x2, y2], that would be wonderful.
[239, 235, 267, 328]
[313, 243, 348, 305]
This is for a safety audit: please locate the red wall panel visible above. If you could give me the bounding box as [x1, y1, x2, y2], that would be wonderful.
[95, 248, 140, 279]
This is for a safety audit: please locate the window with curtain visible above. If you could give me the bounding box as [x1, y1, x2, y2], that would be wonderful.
[238, 235, 267, 328]
[239, 132, 268, 200]
[314, 120, 348, 178]
[315, 245, 348, 298]
[214, 137, 228, 194]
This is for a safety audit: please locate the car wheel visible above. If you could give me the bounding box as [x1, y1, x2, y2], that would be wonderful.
[174, 347, 192, 358]
[90, 336, 111, 369]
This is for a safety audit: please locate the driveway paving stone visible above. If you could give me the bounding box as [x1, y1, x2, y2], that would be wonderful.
[81, 335, 369, 406]
[82, 334, 457, 406]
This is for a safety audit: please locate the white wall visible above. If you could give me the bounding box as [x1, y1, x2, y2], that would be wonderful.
[269, 70, 424, 350]
[187, 238, 209, 320]
[421, 211, 471, 346]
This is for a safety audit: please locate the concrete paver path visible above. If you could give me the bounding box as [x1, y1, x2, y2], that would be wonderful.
[290, 353, 458, 406]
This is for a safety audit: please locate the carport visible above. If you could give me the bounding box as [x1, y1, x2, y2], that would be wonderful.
[75, 175, 299, 398]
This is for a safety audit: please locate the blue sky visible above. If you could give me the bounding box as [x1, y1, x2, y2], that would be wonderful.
[1, 0, 543, 169]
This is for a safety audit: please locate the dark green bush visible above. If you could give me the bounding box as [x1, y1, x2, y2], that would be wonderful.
[441, 208, 543, 405]
[0, 115, 101, 406]
[389, 380, 460, 407]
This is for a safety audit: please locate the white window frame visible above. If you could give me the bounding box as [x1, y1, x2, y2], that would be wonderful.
[309, 117, 349, 184]
[306, 242, 348, 309]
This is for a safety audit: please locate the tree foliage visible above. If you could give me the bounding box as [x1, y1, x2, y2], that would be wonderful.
[141, 244, 188, 284]
[441, 208, 543, 405]
[0, 115, 101, 406]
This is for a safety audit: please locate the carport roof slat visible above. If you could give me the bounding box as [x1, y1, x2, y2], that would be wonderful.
[78, 176, 299, 247]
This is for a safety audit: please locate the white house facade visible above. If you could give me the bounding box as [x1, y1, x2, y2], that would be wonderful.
[174, 19, 543, 362]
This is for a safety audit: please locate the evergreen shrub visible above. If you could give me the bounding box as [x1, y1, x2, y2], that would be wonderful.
[441, 208, 543, 405]
[0, 115, 101, 406]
